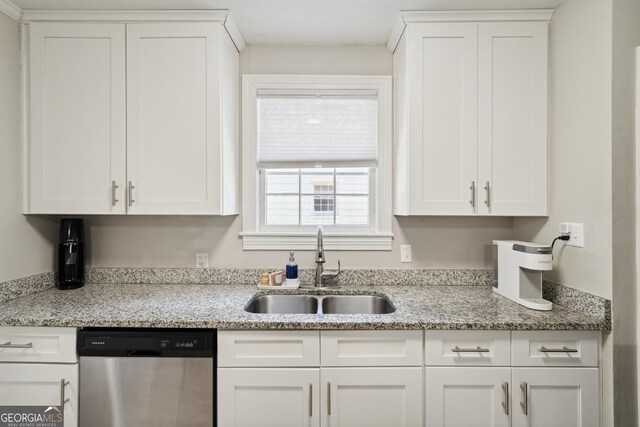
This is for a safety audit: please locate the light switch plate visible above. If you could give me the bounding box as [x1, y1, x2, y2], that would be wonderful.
[559, 223, 584, 248]
[400, 245, 412, 263]
[196, 252, 209, 268]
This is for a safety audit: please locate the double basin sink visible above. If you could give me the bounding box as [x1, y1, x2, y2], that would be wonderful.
[245, 294, 395, 315]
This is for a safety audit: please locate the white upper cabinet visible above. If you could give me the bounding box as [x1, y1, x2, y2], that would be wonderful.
[23, 12, 243, 215]
[477, 22, 548, 216]
[395, 23, 478, 215]
[391, 11, 551, 216]
[126, 22, 238, 215]
[26, 23, 126, 214]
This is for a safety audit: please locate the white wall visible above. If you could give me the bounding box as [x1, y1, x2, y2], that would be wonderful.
[81, 45, 513, 269]
[0, 13, 58, 283]
[512, 0, 615, 424]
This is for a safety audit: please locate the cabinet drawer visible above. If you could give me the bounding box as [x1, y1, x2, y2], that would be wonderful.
[425, 331, 510, 366]
[218, 330, 320, 367]
[321, 330, 423, 366]
[0, 363, 78, 427]
[0, 327, 77, 363]
[512, 331, 598, 367]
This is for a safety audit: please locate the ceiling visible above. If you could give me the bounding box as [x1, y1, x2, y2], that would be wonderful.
[11, 0, 565, 45]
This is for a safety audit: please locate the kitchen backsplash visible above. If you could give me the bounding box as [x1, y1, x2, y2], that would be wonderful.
[85, 267, 494, 287]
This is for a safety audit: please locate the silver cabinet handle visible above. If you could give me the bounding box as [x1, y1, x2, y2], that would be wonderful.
[539, 346, 578, 353]
[501, 382, 509, 415]
[469, 181, 476, 207]
[309, 383, 312, 417]
[60, 379, 70, 407]
[0, 341, 33, 349]
[128, 181, 135, 206]
[327, 382, 331, 416]
[111, 181, 119, 206]
[520, 382, 528, 415]
[484, 181, 491, 207]
[452, 345, 490, 353]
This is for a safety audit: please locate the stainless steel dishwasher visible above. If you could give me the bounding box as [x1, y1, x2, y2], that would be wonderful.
[78, 328, 215, 427]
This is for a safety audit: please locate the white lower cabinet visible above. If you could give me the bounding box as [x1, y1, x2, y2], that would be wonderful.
[218, 368, 320, 427]
[425, 367, 511, 427]
[321, 368, 423, 427]
[512, 368, 599, 427]
[425, 366, 599, 427]
[218, 330, 601, 427]
[0, 363, 79, 427]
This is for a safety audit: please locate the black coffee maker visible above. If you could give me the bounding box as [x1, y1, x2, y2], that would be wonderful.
[57, 218, 85, 290]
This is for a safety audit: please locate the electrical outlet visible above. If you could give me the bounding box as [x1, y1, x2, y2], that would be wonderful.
[559, 223, 584, 248]
[196, 252, 209, 268]
[400, 245, 412, 263]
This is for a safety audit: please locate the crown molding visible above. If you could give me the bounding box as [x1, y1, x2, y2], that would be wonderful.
[21, 9, 229, 22]
[0, 0, 22, 21]
[20, 9, 245, 51]
[387, 9, 555, 53]
[222, 12, 246, 52]
[400, 9, 554, 23]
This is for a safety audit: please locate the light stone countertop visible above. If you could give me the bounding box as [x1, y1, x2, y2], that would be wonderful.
[0, 283, 606, 330]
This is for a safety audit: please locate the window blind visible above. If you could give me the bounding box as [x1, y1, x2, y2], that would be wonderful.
[257, 94, 378, 168]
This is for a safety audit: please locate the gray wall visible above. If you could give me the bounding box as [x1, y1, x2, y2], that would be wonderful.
[512, 0, 613, 300]
[0, 13, 57, 282]
[611, 0, 640, 424]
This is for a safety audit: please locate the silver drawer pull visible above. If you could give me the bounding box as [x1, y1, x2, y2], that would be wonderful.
[452, 345, 490, 353]
[484, 181, 491, 207]
[0, 341, 33, 349]
[309, 383, 312, 417]
[520, 382, 528, 415]
[111, 181, 119, 206]
[539, 346, 578, 353]
[60, 379, 70, 407]
[501, 382, 509, 415]
[128, 181, 135, 206]
[469, 181, 476, 207]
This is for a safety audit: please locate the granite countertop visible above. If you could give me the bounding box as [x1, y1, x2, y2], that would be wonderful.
[0, 283, 606, 330]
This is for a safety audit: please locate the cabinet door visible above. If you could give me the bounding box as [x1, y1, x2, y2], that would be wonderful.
[512, 368, 599, 427]
[403, 23, 478, 215]
[477, 22, 548, 216]
[425, 367, 511, 427]
[218, 368, 319, 427]
[126, 23, 223, 214]
[27, 23, 126, 214]
[321, 368, 422, 427]
[0, 363, 78, 427]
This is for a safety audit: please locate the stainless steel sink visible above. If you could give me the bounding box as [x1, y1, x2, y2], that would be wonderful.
[244, 295, 318, 314]
[321, 295, 395, 314]
[244, 294, 395, 314]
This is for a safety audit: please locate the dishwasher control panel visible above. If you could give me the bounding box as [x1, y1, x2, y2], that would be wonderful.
[78, 328, 215, 357]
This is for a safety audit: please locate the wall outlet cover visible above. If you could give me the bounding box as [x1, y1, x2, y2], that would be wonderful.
[400, 244, 412, 263]
[559, 222, 584, 248]
[196, 252, 209, 268]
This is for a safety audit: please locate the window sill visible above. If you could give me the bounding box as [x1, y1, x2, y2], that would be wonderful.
[239, 232, 394, 251]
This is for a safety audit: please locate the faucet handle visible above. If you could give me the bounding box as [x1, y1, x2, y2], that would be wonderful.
[321, 260, 341, 284]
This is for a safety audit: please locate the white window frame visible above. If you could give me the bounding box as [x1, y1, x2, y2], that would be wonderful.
[241, 75, 393, 251]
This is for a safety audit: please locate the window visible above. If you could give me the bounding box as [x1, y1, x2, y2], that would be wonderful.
[241, 75, 392, 250]
[313, 184, 334, 214]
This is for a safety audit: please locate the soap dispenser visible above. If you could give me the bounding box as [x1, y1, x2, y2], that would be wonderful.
[286, 251, 298, 287]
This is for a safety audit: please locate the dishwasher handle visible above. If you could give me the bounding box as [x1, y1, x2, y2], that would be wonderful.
[127, 350, 162, 357]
